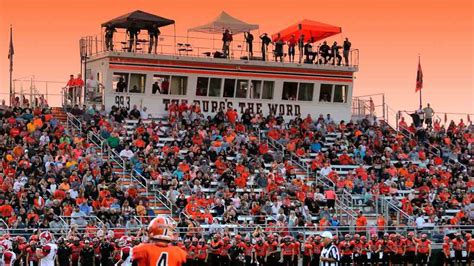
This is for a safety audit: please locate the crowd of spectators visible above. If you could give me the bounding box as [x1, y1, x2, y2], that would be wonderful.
[0, 98, 472, 247]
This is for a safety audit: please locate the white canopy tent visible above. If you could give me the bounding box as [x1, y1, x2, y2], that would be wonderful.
[188, 11, 258, 35]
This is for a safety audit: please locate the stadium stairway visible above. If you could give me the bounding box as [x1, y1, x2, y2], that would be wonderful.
[261, 130, 360, 226]
[60, 111, 175, 222]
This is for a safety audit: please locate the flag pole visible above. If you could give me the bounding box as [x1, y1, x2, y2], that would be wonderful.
[418, 55, 422, 108]
[9, 25, 13, 106]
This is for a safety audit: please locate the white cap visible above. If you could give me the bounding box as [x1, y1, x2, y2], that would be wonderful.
[321, 231, 333, 239]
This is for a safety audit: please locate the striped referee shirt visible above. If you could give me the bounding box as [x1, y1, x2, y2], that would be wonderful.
[320, 243, 340, 266]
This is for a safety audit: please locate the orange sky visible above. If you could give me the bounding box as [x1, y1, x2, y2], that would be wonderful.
[0, 0, 473, 115]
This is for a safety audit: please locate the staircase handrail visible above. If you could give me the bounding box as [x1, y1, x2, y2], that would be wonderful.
[260, 128, 356, 225]
[131, 169, 173, 215]
[66, 112, 82, 134]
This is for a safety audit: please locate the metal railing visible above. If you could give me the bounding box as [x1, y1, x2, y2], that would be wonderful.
[66, 112, 83, 134]
[11, 77, 64, 108]
[131, 169, 173, 215]
[260, 128, 356, 225]
[81, 32, 360, 68]
[83, 125, 174, 216]
[376, 196, 414, 226]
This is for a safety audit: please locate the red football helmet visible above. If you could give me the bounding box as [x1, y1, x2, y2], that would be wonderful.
[466, 233, 472, 239]
[39, 231, 53, 244]
[147, 216, 176, 242]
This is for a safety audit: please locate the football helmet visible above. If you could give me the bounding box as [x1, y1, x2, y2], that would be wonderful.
[148, 215, 176, 241]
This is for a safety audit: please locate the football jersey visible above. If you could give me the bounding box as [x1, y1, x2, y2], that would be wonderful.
[39, 243, 58, 266]
[133, 243, 187, 266]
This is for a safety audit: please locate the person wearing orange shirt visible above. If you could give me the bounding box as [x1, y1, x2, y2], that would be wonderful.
[133, 216, 187, 266]
[368, 234, 381, 265]
[466, 233, 474, 265]
[301, 236, 313, 266]
[416, 234, 431, 265]
[404, 232, 418, 265]
[355, 211, 367, 235]
[339, 234, 353, 266]
[280, 236, 295, 266]
[254, 238, 269, 265]
[442, 236, 451, 266]
[451, 233, 464, 265]
[392, 234, 406, 265]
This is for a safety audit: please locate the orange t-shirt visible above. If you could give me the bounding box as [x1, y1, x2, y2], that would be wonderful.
[133, 243, 187, 266]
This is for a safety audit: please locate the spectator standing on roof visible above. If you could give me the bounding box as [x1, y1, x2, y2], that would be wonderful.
[244, 31, 254, 57]
[126, 22, 140, 52]
[298, 34, 305, 63]
[274, 33, 284, 62]
[104, 23, 116, 51]
[287, 34, 297, 62]
[343, 38, 351, 66]
[260, 33, 271, 61]
[222, 29, 233, 58]
[148, 24, 160, 54]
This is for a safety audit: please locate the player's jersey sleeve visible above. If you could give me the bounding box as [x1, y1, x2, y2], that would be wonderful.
[132, 244, 148, 265]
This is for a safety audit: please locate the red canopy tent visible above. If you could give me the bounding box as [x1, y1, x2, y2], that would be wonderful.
[272, 19, 341, 42]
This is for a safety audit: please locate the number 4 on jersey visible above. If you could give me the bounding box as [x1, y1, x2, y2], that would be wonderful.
[157, 252, 168, 266]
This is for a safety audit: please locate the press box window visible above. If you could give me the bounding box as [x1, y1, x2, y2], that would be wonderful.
[113, 73, 129, 93]
[196, 77, 209, 96]
[298, 83, 314, 101]
[250, 80, 262, 99]
[223, 79, 236, 97]
[170, 76, 187, 95]
[333, 85, 348, 103]
[208, 78, 222, 97]
[319, 84, 333, 102]
[152, 75, 170, 94]
[129, 74, 146, 93]
[236, 80, 248, 98]
[282, 82, 298, 100]
[262, 81, 274, 100]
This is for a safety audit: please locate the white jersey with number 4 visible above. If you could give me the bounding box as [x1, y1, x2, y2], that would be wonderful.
[39, 243, 58, 266]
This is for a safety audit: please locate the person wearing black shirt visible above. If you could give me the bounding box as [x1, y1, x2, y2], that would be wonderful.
[274, 33, 284, 62]
[304, 40, 316, 63]
[148, 24, 160, 54]
[104, 24, 116, 51]
[80, 240, 95, 265]
[116, 77, 127, 93]
[222, 29, 233, 58]
[152, 81, 160, 94]
[129, 105, 141, 119]
[259, 33, 271, 61]
[319, 41, 331, 64]
[126, 23, 140, 52]
[100, 240, 115, 266]
[244, 32, 254, 57]
[297, 34, 306, 63]
[343, 38, 351, 66]
[57, 238, 72, 266]
[330, 41, 342, 66]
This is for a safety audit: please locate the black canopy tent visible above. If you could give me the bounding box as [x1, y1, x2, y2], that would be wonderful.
[101, 10, 176, 54]
[101, 10, 175, 29]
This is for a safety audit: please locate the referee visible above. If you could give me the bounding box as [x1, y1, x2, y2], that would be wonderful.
[320, 231, 340, 266]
